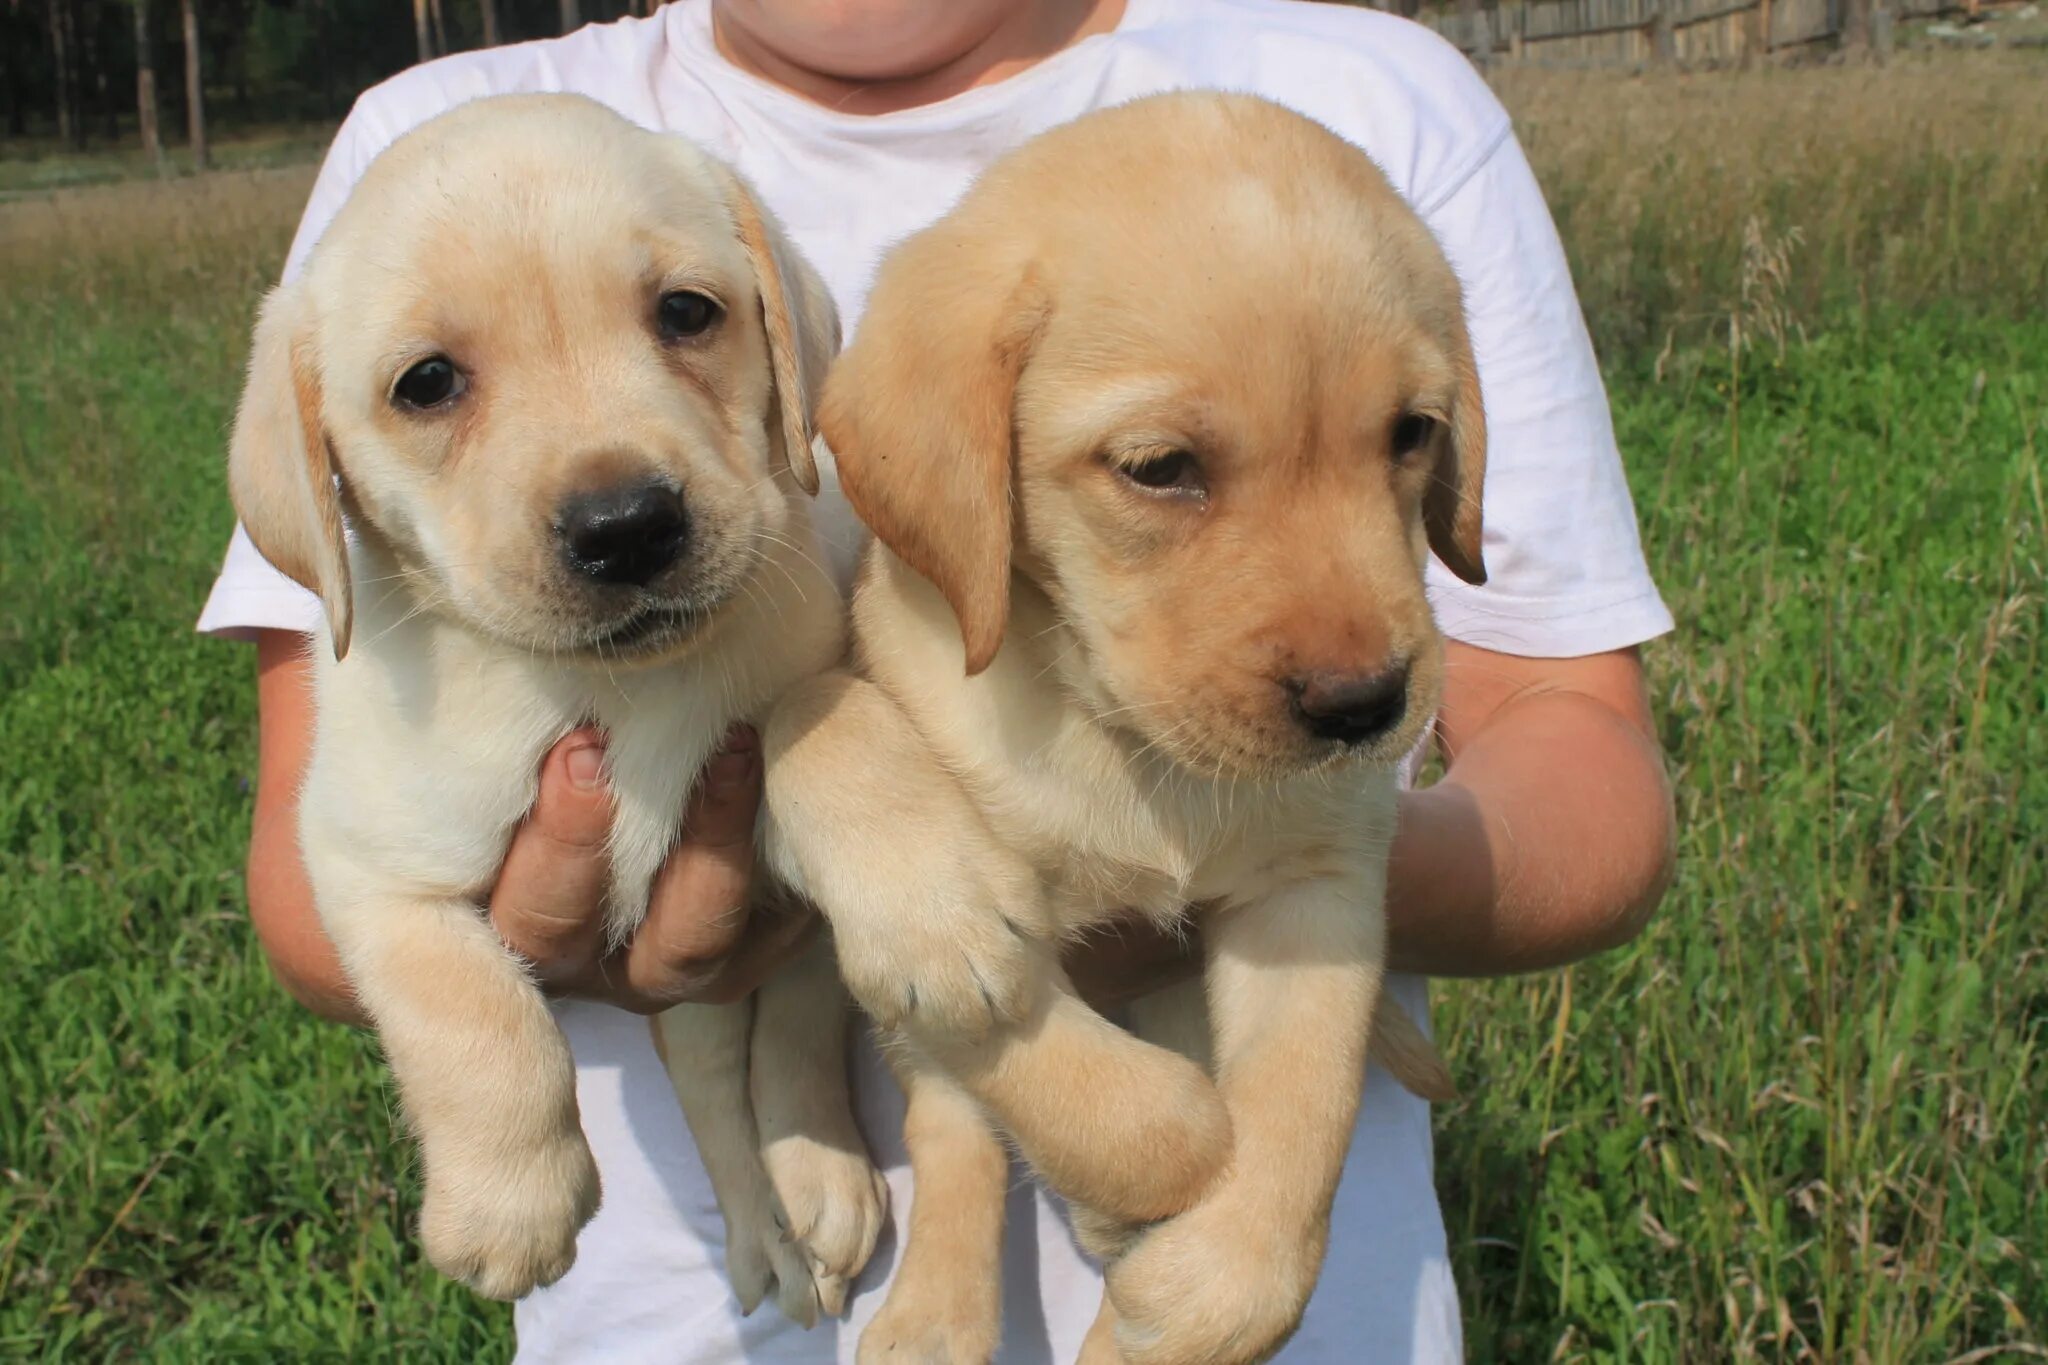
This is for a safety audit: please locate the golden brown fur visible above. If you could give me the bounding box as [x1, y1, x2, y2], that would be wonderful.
[764, 93, 1477, 1363]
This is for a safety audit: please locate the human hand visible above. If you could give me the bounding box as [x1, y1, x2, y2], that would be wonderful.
[490, 723, 816, 1012]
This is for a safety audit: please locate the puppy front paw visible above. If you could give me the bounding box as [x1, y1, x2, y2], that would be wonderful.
[1101, 1186, 1323, 1365]
[832, 871, 1040, 1041]
[762, 1131, 890, 1318]
[420, 1131, 601, 1301]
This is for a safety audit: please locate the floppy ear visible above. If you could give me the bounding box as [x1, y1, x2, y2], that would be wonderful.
[819, 224, 1045, 676]
[228, 282, 354, 657]
[1425, 313, 1488, 586]
[721, 167, 839, 497]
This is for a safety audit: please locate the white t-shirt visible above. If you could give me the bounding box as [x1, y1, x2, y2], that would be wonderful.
[199, 2, 1673, 1360]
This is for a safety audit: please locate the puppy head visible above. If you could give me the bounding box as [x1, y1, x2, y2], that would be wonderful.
[823, 93, 1486, 780]
[229, 94, 837, 662]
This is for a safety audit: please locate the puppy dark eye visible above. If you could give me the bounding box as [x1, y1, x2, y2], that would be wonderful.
[1117, 449, 1203, 495]
[1391, 413, 1437, 458]
[658, 290, 722, 340]
[392, 356, 465, 410]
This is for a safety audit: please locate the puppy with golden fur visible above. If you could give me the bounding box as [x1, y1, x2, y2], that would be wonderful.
[228, 94, 883, 1316]
[763, 92, 1480, 1364]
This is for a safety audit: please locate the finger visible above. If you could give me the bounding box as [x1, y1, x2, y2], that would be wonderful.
[677, 903, 822, 1009]
[682, 724, 763, 853]
[605, 900, 820, 1013]
[614, 726, 763, 1007]
[492, 727, 613, 983]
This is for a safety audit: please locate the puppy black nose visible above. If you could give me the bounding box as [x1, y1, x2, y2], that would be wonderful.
[556, 482, 688, 587]
[1287, 665, 1411, 746]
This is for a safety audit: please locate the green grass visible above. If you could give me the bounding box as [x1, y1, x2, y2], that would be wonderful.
[0, 169, 511, 1361]
[2, 60, 2044, 1362]
[1440, 313, 2046, 1360]
[0, 125, 337, 199]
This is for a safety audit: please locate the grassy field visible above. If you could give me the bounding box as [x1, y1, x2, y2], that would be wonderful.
[0, 125, 340, 199]
[3, 52, 2044, 1363]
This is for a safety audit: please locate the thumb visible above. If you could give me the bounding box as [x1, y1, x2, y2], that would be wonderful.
[492, 727, 613, 977]
[528, 727, 614, 848]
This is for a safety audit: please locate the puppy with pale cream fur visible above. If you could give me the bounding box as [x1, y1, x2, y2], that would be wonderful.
[227, 94, 883, 1317]
[763, 92, 1478, 1364]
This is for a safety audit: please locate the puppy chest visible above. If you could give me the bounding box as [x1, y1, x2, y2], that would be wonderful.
[1040, 787, 1396, 929]
[1045, 862, 1193, 933]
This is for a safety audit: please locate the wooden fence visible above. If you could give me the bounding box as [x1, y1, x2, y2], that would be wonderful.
[1412, 0, 1956, 65]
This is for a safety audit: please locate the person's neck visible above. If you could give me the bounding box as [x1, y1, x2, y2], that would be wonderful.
[710, 1, 1127, 116]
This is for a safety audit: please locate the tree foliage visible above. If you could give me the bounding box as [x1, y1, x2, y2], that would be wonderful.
[1, 0, 649, 147]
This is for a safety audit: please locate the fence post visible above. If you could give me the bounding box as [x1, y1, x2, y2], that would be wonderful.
[1871, 0, 1894, 59]
[1458, 0, 1489, 66]
[1841, 0, 1872, 53]
[1649, 6, 1677, 63]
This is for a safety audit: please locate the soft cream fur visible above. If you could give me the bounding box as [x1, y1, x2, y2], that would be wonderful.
[228, 94, 883, 1315]
[763, 93, 1479, 1364]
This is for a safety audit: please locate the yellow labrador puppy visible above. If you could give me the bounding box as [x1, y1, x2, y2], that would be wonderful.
[227, 94, 884, 1319]
[764, 92, 1478, 1364]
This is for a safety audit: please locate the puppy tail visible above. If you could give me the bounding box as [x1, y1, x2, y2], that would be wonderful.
[1369, 995, 1459, 1104]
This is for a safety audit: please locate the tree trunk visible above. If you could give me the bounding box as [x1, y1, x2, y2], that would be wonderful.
[6, 55, 24, 138]
[558, 0, 578, 35]
[49, 0, 80, 149]
[412, 0, 433, 62]
[428, 0, 449, 55]
[93, 8, 118, 142]
[180, 0, 205, 169]
[477, 0, 498, 46]
[315, 0, 338, 110]
[135, 0, 164, 171]
[70, 0, 87, 146]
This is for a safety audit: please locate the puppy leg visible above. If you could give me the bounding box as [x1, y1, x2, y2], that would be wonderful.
[1075, 1293, 1124, 1365]
[1129, 953, 1446, 1106]
[324, 888, 599, 1301]
[858, 1054, 1007, 1365]
[653, 1000, 818, 1324]
[1068, 978, 1214, 1264]
[750, 936, 889, 1319]
[766, 676, 1230, 1227]
[915, 967, 1231, 1229]
[763, 672, 1040, 1042]
[1100, 874, 1386, 1365]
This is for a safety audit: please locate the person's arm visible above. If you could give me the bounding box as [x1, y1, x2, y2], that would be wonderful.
[1382, 640, 1672, 976]
[248, 629, 806, 1025]
[248, 633, 353, 1018]
[1065, 641, 1672, 1006]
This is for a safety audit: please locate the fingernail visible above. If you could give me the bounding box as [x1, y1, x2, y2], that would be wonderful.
[704, 744, 759, 798]
[567, 739, 606, 791]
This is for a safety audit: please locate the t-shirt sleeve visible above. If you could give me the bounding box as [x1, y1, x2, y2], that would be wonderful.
[1416, 125, 1674, 658]
[195, 98, 402, 641]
